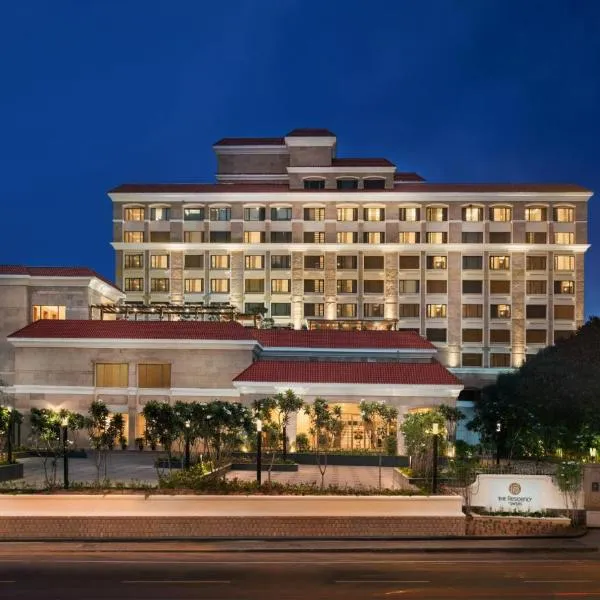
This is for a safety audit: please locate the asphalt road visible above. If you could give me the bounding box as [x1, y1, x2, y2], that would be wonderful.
[0, 550, 599, 599]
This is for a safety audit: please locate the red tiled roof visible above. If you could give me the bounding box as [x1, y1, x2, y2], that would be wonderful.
[8, 320, 254, 341]
[394, 172, 425, 182]
[0, 265, 121, 291]
[253, 329, 434, 350]
[332, 158, 395, 167]
[286, 128, 336, 137]
[234, 360, 460, 385]
[108, 182, 591, 194]
[213, 137, 285, 147]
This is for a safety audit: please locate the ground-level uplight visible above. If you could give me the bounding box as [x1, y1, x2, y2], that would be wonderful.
[61, 416, 69, 489]
[256, 419, 262, 486]
[431, 422, 440, 495]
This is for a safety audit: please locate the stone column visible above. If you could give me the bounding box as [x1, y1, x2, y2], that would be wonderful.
[396, 406, 409, 456]
[286, 411, 299, 452]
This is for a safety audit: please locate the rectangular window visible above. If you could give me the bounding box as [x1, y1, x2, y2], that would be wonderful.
[526, 280, 547, 295]
[303, 255, 323, 270]
[210, 279, 230, 293]
[490, 206, 512, 222]
[245, 302, 265, 315]
[398, 280, 420, 294]
[243, 231, 265, 244]
[304, 179, 325, 190]
[489, 231, 511, 243]
[526, 305, 547, 319]
[245, 255, 264, 270]
[364, 256, 384, 270]
[303, 207, 325, 221]
[337, 178, 359, 189]
[337, 207, 359, 221]
[363, 208, 385, 221]
[32, 305, 66, 321]
[271, 231, 292, 243]
[364, 303, 385, 318]
[525, 207, 547, 222]
[270, 207, 292, 221]
[271, 279, 291, 293]
[138, 364, 171, 389]
[490, 329, 511, 344]
[554, 207, 574, 222]
[399, 255, 420, 269]
[304, 303, 324, 317]
[426, 304, 447, 318]
[554, 255, 575, 271]
[337, 279, 357, 294]
[426, 232, 447, 244]
[462, 353, 483, 367]
[210, 255, 230, 269]
[363, 178, 386, 189]
[150, 207, 170, 221]
[526, 256, 547, 270]
[124, 207, 144, 221]
[244, 279, 265, 293]
[209, 231, 231, 243]
[426, 207, 447, 222]
[150, 278, 169, 293]
[462, 280, 482, 294]
[427, 280, 447, 294]
[554, 232, 574, 244]
[124, 254, 143, 269]
[150, 254, 169, 269]
[364, 280, 384, 294]
[337, 303, 357, 317]
[124, 278, 143, 292]
[462, 328, 483, 342]
[462, 255, 483, 270]
[184, 278, 204, 293]
[462, 206, 483, 222]
[526, 329, 547, 344]
[490, 279, 511, 294]
[184, 254, 204, 269]
[337, 231, 358, 243]
[526, 231, 547, 244]
[150, 231, 171, 243]
[272, 255, 291, 269]
[209, 207, 231, 221]
[304, 279, 325, 294]
[426, 328, 446, 342]
[426, 256, 447, 270]
[490, 304, 511, 319]
[244, 207, 265, 221]
[462, 232, 483, 243]
[271, 302, 291, 316]
[95, 363, 128, 388]
[554, 330, 574, 343]
[304, 231, 325, 243]
[489, 255, 510, 270]
[184, 207, 204, 221]
[363, 232, 385, 244]
[399, 207, 420, 221]
[399, 231, 420, 243]
[462, 304, 483, 319]
[184, 231, 203, 243]
[554, 305, 575, 320]
[490, 353, 511, 367]
[124, 231, 144, 243]
[554, 280, 575, 294]
[398, 303, 420, 318]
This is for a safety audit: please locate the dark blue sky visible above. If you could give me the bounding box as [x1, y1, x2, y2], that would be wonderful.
[1, 1, 599, 314]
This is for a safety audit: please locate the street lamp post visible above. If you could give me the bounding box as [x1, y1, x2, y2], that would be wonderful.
[256, 419, 262, 486]
[496, 421, 502, 466]
[61, 416, 69, 489]
[431, 422, 439, 495]
[184, 420, 191, 470]
[6, 407, 13, 465]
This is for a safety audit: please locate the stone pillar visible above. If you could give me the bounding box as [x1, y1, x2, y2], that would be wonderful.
[396, 406, 409, 456]
[229, 251, 244, 312]
[170, 251, 184, 305]
[291, 252, 304, 329]
[286, 412, 299, 452]
[127, 407, 137, 449]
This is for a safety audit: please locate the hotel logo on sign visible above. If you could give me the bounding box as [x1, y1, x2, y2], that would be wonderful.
[508, 482, 522, 495]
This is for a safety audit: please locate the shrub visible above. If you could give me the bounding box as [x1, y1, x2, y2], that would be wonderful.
[295, 433, 310, 452]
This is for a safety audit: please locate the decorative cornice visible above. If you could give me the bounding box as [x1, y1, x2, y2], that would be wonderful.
[8, 338, 258, 350]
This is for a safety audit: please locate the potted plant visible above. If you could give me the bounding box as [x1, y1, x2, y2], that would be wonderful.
[135, 437, 145, 451]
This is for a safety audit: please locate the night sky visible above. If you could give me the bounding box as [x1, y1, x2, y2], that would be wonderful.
[1, 1, 599, 315]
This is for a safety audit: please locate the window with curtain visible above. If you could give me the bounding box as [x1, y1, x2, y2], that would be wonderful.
[138, 364, 171, 388]
[95, 363, 128, 387]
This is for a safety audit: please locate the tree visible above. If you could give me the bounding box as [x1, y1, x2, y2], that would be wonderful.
[0, 406, 22, 463]
[86, 400, 124, 483]
[359, 400, 399, 489]
[142, 400, 178, 471]
[304, 398, 342, 489]
[248, 304, 268, 328]
[555, 461, 584, 525]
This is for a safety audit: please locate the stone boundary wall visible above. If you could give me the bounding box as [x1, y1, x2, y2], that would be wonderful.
[466, 515, 572, 536]
[392, 468, 421, 492]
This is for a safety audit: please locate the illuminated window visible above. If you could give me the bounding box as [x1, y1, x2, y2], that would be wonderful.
[337, 255, 357, 269]
[337, 279, 357, 294]
[426, 232, 447, 244]
[124, 278, 143, 292]
[304, 207, 325, 221]
[399, 231, 420, 243]
[150, 278, 169, 292]
[399, 207, 420, 222]
[462, 206, 483, 222]
[337, 208, 358, 221]
[364, 303, 384, 318]
[426, 256, 447, 270]
[398, 280, 419, 294]
[525, 207, 547, 221]
[210, 279, 230, 293]
[243, 231, 265, 243]
[399, 304, 420, 318]
[184, 254, 204, 269]
[138, 364, 171, 388]
[95, 363, 128, 387]
[553, 207, 574, 222]
[304, 179, 325, 190]
[150, 255, 169, 269]
[363, 232, 385, 244]
[304, 279, 325, 294]
[526, 232, 547, 244]
[426, 304, 447, 318]
[184, 207, 204, 221]
[363, 208, 385, 221]
[124, 254, 143, 269]
[491, 304, 511, 319]
[244, 207, 265, 221]
[337, 303, 357, 317]
[184, 231, 203, 243]
[271, 279, 291, 293]
[426, 207, 447, 222]
[554, 280, 574, 294]
[554, 255, 575, 271]
[150, 207, 170, 221]
[304, 303, 324, 317]
[209, 207, 231, 221]
[124, 207, 144, 221]
[337, 178, 359, 190]
[490, 206, 512, 222]
[244, 279, 265, 293]
[337, 231, 358, 243]
[245, 255, 264, 270]
[554, 232, 574, 244]
[124, 231, 144, 243]
[304, 231, 325, 243]
[210, 255, 230, 269]
[489, 255, 510, 270]
[184, 279, 204, 293]
[32, 305, 66, 321]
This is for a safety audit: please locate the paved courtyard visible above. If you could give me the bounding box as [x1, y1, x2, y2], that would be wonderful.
[5, 453, 396, 490]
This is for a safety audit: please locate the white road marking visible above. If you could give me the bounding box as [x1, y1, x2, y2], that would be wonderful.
[335, 580, 430, 584]
[523, 580, 594, 583]
[122, 580, 230, 584]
